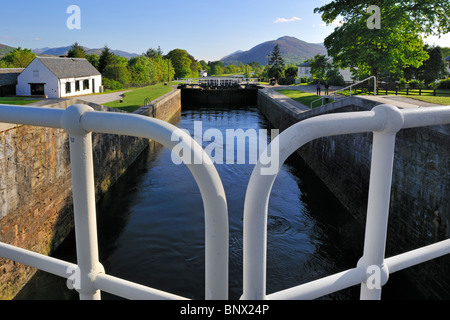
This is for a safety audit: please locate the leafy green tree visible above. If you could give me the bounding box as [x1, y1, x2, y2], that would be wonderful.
[129, 55, 157, 84]
[208, 61, 225, 76]
[314, 1, 450, 84]
[325, 67, 345, 86]
[103, 55, 131, 84]
[268, 65, 284, 80]
[165, 49, 193, 79]
[309, 55, 330, 81]
[67, 42, 86, 58]
[152, 54, 175, 83]
[86, 53, 99, 70]
[188, 53, 202, 77]
[420, 46, 446, 84]
[1, 47, 35, 68]
[285, 65, 298, 78]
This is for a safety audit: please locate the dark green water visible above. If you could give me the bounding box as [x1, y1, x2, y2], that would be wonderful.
[15, 106, 423, 300]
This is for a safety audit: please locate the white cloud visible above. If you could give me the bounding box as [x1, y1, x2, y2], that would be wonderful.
[424, 33, 450, 48]
[274, 17, 302, 24]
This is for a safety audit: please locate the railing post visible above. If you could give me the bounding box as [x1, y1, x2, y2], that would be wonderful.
[358, 105, 404, 300]
[61, 105, 104, 300]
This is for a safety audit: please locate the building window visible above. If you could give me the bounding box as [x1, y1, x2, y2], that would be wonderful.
[66, 82, 71, 94]
[33, 70, 39, 78]
[83, 79, 89, 90]
[75, 80, 80, 92]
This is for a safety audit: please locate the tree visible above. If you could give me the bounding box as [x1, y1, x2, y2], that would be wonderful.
[1, 47, 35, 68]
[86, 53, 99, 70]
[98, 45, 114, 74]
[404, 45, 446, 84]
[309, 55, 330, 81]
[268, 45, 286, 80]
[208, 61, 224, 76]
[103, 55, 131, 84]
[67, 42, 86, 58]
[165, 49, 193, 79]
[268, 44, 285, 69]
[285, 65, 298, 78]
[129, 55, 157, 84]
[146, 46, 163, 59]
[421, 46, 447, 84]
[314, 1, 450, 84]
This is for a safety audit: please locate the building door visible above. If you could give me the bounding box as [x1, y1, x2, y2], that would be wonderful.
[30, 83, 45, 95]
[92, 79, 95, 93]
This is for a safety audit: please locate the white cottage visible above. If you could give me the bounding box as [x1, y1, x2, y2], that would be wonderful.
[297, 57, 353, 83]
[16, 56, 102, 99]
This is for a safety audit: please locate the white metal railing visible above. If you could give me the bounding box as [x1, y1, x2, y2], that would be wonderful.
[241, 104, 450, 300]
[0, 103, 449, 300]
[311, 76, 377, 108]
[0, 104, 229, 300]
[177, 77, 260, 86]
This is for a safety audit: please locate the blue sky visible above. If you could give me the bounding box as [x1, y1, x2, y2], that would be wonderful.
[1, 0, 449, 61]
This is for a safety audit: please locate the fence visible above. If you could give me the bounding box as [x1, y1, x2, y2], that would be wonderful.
[341, 81, 450, 97]
[0, 103, 449, 300]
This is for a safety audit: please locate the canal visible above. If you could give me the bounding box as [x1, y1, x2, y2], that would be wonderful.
[15, 105, 423, 300]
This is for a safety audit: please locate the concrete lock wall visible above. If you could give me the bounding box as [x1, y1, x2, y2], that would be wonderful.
[257, 89, 450, 299]
[0, 89, 181, 299]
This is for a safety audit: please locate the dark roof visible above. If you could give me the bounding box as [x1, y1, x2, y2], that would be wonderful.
[445, 56, 450, 61]
[36, 56, 101, 79]
[0, 68, 24, 74]
[299, 61, 310, 67]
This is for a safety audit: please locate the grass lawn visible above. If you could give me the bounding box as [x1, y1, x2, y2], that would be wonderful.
[275, 89, 327, 108]
[398, 95, 450, 106]
[0, 97, 39, 105]
[104, 83, 174, 112]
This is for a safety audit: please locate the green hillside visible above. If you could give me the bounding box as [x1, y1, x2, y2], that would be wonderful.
[0, 44, 15, 57]
[221, 36, 328, 66]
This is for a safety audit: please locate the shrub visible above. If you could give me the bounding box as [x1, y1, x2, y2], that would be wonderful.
[102, 78, 124, 91]
[278, 76, 296, 85]
[436, 78, 450, 89]
[408, 79, 425, 89]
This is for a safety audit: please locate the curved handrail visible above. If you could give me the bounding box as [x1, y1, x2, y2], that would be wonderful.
[333, 76, 377, 100]
[0, 104, 229, 300]
[241, 104, 399, 300]
[241, 104, 450, 300]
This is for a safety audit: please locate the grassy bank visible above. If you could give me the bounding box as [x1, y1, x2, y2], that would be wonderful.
[0, 97, 39, 105]
[104, 83, 175, 112]
[275, 89, 327, 108]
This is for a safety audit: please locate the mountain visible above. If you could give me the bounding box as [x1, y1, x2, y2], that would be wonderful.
[0, 44, 16, 57]
[32, 46, 139, 59]
[221, 36, 328, 66]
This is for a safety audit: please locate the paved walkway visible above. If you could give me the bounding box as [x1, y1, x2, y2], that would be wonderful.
[76, 90, 132, 105]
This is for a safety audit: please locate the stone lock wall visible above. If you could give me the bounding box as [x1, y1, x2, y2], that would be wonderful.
[0, 89, 181, 299]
